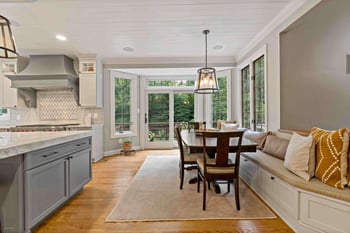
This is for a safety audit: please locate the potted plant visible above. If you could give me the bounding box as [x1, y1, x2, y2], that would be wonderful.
[122, 137, 133, 152]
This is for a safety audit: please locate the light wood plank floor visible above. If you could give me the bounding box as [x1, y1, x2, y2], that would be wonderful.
[33, 150, 294, 233]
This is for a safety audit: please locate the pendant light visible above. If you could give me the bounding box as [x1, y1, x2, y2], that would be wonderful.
[194, 30, 219, 94]
[0, 15, 18, 58]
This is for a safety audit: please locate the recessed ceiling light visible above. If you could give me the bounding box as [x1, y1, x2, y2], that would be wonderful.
[213, 45, 223, 50]
[123, 47, 134, 52]
[56, 34, 67, 41]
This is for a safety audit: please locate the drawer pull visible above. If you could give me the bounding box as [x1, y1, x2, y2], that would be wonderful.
[270, 176, 275, 180]
[76, 142, 87, 146]
[42, 151, 59, 158]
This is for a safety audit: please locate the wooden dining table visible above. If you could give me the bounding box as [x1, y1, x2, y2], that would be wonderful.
[181, 129, 257, 156]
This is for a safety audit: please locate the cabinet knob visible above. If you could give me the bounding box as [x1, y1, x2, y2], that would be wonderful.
[244, 159, 248, 162]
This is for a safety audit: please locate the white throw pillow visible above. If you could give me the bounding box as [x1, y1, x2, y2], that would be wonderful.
[221, 123, 239, 131]
[283, 133, 315, 181]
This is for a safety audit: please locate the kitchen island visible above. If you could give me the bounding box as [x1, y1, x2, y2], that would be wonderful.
[0, 131, 92, 233]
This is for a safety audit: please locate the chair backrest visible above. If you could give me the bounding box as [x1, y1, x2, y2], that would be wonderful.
[202, 130, 244, 171]
[187, 121, 206, 131]
[175, 126, 185, 162]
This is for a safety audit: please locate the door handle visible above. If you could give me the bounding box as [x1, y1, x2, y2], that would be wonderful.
[145, 113, 148, 124]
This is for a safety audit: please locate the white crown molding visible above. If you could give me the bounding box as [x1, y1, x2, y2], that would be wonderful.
[237, 0, 322, 61]
[103, 56, 236, 68]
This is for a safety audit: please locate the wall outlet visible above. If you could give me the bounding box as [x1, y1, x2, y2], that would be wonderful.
[16, 114, 21, 121]
[93, 113, 98, 119]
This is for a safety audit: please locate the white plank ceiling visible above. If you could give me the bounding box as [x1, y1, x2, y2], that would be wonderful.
[0, 0, 292, 64]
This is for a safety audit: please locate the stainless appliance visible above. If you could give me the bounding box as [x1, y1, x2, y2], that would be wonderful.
[10, 123, 81, 132]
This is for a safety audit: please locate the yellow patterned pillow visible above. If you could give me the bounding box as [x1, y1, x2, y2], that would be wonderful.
[348, 130, 350, 186]
[310, 127, 348, 189]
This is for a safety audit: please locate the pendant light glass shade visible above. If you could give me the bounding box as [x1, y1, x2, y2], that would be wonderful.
[0, 15, 18, 58]
[194, 30, 219, 94]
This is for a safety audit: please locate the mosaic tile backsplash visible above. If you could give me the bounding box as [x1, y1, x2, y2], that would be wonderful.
[38, 89, 78, 120]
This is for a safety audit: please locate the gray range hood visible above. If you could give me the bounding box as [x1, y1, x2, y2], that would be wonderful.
[7, 54, 78, 90]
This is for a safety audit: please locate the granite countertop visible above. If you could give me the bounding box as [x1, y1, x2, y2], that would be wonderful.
[0, 130, 92, 160]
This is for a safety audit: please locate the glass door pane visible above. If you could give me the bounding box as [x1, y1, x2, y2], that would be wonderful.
[174, 92, 194, 143]
[147, 93, 170, 147]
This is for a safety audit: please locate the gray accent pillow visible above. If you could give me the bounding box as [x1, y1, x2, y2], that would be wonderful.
[263, 135, 290, 160]
[244, 130, 271, 150]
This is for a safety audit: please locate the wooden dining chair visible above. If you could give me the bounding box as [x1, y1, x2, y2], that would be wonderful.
[175, 126, 203, 189]
[196, 130, 244, 210]
[187, 121, 206, 131]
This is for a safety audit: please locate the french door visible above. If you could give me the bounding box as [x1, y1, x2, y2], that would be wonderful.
[145, 91, 195, 149]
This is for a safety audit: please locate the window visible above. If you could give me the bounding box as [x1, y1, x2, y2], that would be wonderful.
[0, 108, 10, 121]
[239, 45, 266, 131]
[211, 75, 228, 128]
[110, 71, 138, 138]
[254, 56, 265, 132]
[241, 66, 250, 129]
[115, 78, 131, 132]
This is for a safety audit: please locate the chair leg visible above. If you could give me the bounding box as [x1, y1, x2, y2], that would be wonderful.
[197, 169, 200, 193]
[179, 165, 184, 190]
[203, 177, 207, 210]
[207, 181, 211, 190]
[234, 179, 240, 210]
[227, 179, 230, 193]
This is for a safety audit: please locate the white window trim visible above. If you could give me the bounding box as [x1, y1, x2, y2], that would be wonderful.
[238, 44, 267, 130]
[110, 70, 138, 139]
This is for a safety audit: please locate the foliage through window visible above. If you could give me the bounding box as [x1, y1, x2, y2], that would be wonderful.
[254, 56, 265, 132]
[0, 108, 10, 121]
[115, 78, 131, 133]
[211, 76, 227, 127]
[148, 80, 195, 87]
[241, 66, 250, 129]
[240, 54, 266, 131]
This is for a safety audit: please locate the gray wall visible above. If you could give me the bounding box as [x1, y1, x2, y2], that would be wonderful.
[280, 0, 350, 130]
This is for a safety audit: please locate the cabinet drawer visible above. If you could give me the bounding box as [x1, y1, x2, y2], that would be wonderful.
[240, 156, 258, 189]
[299, 192, 350, 233]
[25, 137, 91, 170]
[258, 168, 298, 219]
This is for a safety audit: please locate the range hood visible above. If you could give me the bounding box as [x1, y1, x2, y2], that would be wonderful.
[7, 54, 78, 90]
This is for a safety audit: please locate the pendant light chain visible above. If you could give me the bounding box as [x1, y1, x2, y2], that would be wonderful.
[203, 30, 209, 68]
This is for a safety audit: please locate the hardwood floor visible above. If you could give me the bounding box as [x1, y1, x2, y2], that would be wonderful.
[33, 150, 294, 233]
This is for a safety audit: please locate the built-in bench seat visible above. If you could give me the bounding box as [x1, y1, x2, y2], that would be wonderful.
[242, 151, 350, 203]
[239, 130, 350, 233]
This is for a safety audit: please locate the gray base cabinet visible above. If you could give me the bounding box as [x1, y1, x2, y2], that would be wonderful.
[24, 138, 92, 232]
[0, 136, 92, 233]
[25, 157, 69, 229]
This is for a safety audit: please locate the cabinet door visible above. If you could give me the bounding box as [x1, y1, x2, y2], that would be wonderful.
[2, 76, 17, 108]
[25, 157, 69, 229]
[79, 73, 96, 106]
[69, 148, 92, 196]
[92, 125, 104, 162]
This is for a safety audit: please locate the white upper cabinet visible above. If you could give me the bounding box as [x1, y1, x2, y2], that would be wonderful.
[78, 54, 102, 107]
[1, 59, 19, 108]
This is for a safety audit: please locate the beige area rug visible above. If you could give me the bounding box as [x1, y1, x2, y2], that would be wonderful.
[106, 155, 276, 222]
